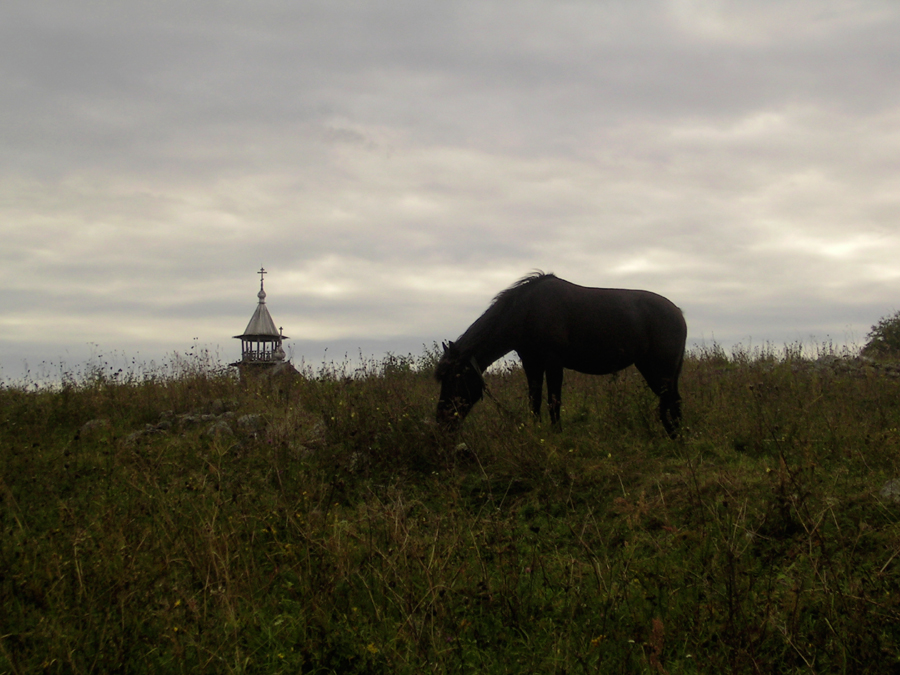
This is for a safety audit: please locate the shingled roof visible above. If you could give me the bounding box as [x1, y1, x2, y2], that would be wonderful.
[233, 269, 289, 341]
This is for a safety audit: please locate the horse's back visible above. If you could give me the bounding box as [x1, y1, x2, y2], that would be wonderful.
[530, 278, 683, 334]
[521, 278, 685, 373]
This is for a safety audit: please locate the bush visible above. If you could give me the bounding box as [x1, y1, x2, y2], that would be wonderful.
[863, 310, 900, 358]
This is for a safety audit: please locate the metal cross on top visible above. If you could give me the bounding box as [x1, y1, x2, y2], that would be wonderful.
[258, 266, 267, 285]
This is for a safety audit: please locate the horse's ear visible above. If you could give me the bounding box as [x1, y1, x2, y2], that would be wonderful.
[442, 341, 449, 354]
[442, 341, 460, 360]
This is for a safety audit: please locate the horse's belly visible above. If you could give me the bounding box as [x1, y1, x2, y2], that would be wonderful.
[563, 352, 633, 376]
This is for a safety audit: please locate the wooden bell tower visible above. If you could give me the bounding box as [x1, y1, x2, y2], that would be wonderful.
[231, 267, 294, 378]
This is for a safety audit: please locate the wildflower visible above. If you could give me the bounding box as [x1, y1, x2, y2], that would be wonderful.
[366, 643, 379, 655]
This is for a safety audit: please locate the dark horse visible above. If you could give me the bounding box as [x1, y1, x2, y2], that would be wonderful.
[435, 272, 687, 437]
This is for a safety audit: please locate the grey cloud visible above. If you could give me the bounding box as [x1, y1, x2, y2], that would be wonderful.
[2, 1, 900, 380]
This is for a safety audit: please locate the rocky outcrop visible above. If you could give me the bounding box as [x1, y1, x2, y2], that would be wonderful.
[119, 400, 262, 447]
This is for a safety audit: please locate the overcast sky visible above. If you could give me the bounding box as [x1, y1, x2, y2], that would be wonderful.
[3, 0, 900, 381]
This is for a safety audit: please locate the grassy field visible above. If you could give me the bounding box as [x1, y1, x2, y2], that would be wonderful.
[3, 344, 900, 673]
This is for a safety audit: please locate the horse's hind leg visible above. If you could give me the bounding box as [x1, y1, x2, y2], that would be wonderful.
[658, 387, 682, 439]
[636, 363, 682, 439]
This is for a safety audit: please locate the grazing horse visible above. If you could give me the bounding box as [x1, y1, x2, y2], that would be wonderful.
[435, 272, 687, 437]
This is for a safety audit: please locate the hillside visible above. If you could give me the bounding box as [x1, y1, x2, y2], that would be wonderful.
[2, 346, 900, 673]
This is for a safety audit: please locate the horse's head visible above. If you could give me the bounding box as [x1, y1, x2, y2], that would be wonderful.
[434, 341, 485, 429]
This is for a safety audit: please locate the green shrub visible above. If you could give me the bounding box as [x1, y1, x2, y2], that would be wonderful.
[863, 309, 900, 358]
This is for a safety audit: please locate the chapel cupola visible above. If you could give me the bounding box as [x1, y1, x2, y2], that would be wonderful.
[231, 267, 292, 374]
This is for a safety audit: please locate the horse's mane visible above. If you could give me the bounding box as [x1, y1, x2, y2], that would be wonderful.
[489, 270, 555, 308]
[436, 271, 555, 379]
[452, 271, 556, 357]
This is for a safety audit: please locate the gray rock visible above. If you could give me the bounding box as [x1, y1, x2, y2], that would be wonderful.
[237, 414, 265, 434]
[79, 418, 110, 438]
[124, 431, 144, 446]
[203, 420, 234, 439]
[880, 479, 900, 502]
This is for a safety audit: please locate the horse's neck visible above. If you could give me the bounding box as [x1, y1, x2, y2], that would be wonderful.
[461, 324, 516, 372]
[473, 344, 514, 372]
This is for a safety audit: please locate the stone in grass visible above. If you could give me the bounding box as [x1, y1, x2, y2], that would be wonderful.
[880, 479, 900, 503]
[202, 420, 235, 440]
[237, 414, 265, 434]
[79, 418, 110, 439]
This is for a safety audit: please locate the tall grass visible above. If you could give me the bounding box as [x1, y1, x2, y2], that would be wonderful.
[2, 345, 900, 673]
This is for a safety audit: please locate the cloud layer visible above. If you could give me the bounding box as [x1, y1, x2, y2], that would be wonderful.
[2, 1, 900, 379]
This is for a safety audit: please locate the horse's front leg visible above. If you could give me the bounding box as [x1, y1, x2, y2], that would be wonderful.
[546, 363, 564, 429]
[521, 357, 545, 422]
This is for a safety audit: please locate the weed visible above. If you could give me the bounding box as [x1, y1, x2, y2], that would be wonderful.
[2, 346, 900, 672]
